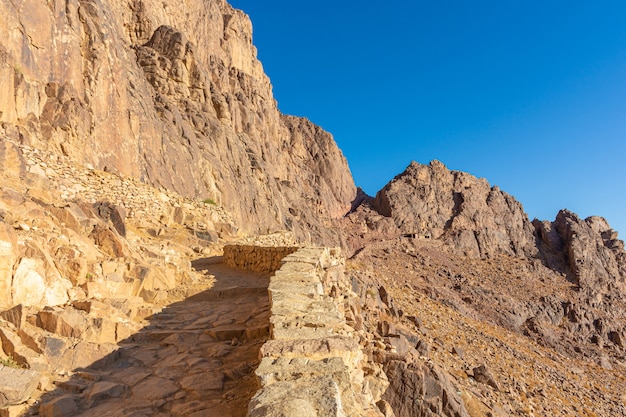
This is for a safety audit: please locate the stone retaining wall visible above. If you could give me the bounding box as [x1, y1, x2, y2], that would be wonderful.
[223, 245, 301, 273]
[241, 247, 385, 417]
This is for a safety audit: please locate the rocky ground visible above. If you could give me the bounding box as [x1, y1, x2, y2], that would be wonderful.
[338, 202, 626, 417]
[0, 139, 265, 415]
[27, 260, 270, 417]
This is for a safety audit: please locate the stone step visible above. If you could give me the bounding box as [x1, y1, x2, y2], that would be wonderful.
[203, 325, 249, 341]
[129, 329, 203, 343]
[186, 286, 268, 301]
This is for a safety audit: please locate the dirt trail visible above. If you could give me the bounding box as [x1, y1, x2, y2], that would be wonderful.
[31, 259, 271, 417]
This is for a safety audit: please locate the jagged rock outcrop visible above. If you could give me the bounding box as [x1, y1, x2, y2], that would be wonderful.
[535, 210, 626, 291]
[373, 161, 536, 258]
[0, 0, 355, 243]
[533, 210, 626, 353]
[382, 360, 468, 417]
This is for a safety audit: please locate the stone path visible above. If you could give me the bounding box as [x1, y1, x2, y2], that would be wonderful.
[31, 259, 270, 417]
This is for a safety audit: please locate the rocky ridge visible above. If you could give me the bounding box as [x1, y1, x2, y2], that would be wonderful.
[373, 160, 537, 258]
[368, 160, 626, 361]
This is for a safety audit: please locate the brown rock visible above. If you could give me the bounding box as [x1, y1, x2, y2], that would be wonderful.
[0, 305, 24, 330]
[37, 307, 87, 338]
[86, 381, 127, 404]
[0, 0, 356, 245]
[471, 364, 500, 391]
[131, 376, 178, 400]
[38, 395, 79, 417]
[90, 224, 126, 258]
[373, 161, 536, 258]
[382, 359, 469, 417]
[53, 246, 88, 286]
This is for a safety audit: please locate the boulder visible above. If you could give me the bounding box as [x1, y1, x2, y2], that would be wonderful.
[382, 359, 469, 417]
[38, 395, 79, 417]
[12, 258, 71, 307]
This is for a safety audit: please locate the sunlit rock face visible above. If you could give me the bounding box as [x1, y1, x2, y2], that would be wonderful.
[0, 0, 355, 244]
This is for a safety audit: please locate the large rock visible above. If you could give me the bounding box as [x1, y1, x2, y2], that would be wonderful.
[373, 161, 536, 258]
[535, 210, 626, 292]
[533, 210, 626, 350]
[12, 258, 71, 307]
[382, 359, 469, 417]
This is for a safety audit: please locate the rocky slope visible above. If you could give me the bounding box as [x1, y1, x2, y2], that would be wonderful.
[339, 160, 626, 415]
[0, 0, 355, 243]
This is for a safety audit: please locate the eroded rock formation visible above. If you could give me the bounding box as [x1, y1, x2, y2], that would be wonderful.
[0, 0, 355, 243]
[373, 161, 536, 258]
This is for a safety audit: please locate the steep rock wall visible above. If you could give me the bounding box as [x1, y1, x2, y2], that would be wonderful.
[0, 0, 355, 243]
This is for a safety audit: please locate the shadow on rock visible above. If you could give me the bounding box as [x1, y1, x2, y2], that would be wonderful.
[24, 260, 271, 417]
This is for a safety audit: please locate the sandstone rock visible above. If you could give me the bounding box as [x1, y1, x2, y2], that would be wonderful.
[53, 245, 88, 286]
[36, 307, 88, 338]
[0, 0, 356, 245]
[85, 278, 135, 300]
[49, 203, 94, 234]
[90, 224, 126, 258]
[130, 264, 176, 292]
[93, 201, 127, 237]
[0, 325, 45, 370]
[0, 365, 40, 407]
[0, 141, 26, 181]
[12, 258, 71, 307]
[0, 305, 23, 329]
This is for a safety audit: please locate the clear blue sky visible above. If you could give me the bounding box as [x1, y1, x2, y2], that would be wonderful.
[230, 1, 626, 235]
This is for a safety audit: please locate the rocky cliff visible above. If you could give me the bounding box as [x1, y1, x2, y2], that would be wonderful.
[373, 160, 537, 258]
[0, 0, 355, 243]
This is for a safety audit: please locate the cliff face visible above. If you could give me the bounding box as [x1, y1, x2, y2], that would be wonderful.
[0, 0, 355, 242]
